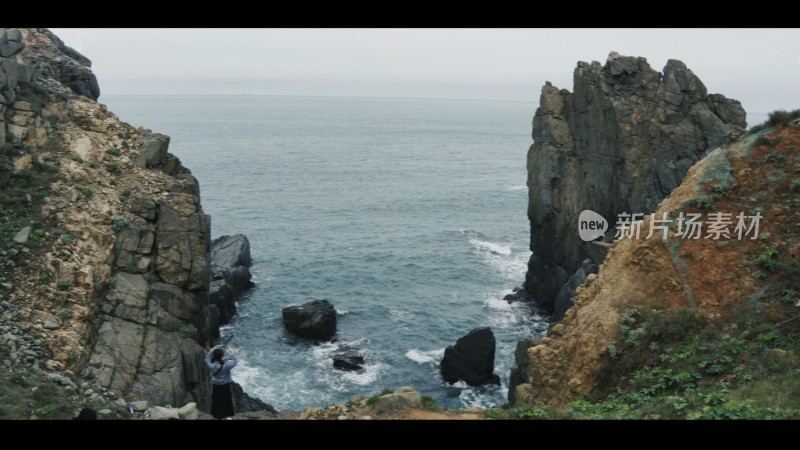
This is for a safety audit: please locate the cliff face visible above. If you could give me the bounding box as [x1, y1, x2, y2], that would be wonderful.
[523, 52, 746, 316]
[1, 28, 211, 410]
[513, 121, 800, 406]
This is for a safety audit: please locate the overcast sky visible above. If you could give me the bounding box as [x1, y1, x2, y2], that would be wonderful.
[51, 28, 800, 115]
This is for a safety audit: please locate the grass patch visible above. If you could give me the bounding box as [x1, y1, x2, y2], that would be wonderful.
[486, 405, 550, 420]
[420, 395, 440, 412]
[560, 305, 800, 419]
[0, 370, 75, 420]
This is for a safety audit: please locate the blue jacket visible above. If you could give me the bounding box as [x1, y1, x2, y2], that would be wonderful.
[205, 348, 238, 385]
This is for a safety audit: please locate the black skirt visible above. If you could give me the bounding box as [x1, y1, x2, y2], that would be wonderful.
[211, 383, 235, 419]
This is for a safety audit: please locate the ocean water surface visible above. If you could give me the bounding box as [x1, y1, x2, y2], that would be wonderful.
[103, 95, 548, 410]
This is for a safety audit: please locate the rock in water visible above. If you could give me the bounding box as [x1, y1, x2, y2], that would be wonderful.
[523, 52, 746, 313]
[440, 327, 500, 386]
[282, 299, 337, 340]
[208, 234, 255, 341]
[333, 348, 365, 371]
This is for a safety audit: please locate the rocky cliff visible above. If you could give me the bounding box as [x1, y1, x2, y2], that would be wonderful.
[522, 52, 746, 318]
[0, 28, 212, 412]
[512, 116, 800, 409]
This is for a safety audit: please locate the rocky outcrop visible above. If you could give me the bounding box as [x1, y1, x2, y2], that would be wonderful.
[282, 299, 337, 340]
[522, 52, 746, 313]
[21, 29, 100, 101]
[208, 234, 254, 342]
[0, 28, 216, 414]
[440, 327, 500, 386]
[552, 258, 597, 322]
[231, 381, 278, 415]
[512, 123, 800, 406]
[91, 185, 213, 409]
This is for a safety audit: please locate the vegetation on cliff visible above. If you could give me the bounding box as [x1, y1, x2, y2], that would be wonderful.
[508, 112, 800, 419]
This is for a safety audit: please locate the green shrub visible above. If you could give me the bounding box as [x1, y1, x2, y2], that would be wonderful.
[57, 308, 73, 321]
[143, 272, 157, 284]
[110, 215, 130, 233]
[29, 228, 46, 242]
[105, 148, 121, 157]
[38, 274, 51, 283]
[105, 164, 121, 175]
[756, 247, 779, 272]
[56, 280, 70, 291]
[74, 185, 94, 199]
[420, 395, 440, 412]
[689, 194, 714, 210]
[178, 324, 197, 339]
[60, 233, 74, 245]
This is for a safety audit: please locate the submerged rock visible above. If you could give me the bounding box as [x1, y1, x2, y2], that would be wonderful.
[333, 348, 365, 371]
[282, 299, 337, 340]
[440, 327, 500, 386]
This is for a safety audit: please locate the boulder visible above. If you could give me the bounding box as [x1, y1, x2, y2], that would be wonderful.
[374, 386, 422, 411]
[131, 400, 150, 412]
[12, 226, 30, 244]
[211, 234, 252, 268]
[440, 327, 500, 386]
[178, 402, 199, 420]
[333, 348, 364, 371]
[150, 406, 180, 420]
[282, 299, 336, 340]
[0, 28, 24, 58]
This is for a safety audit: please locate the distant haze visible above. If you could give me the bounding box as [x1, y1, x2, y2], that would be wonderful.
[52, 28, 800, 120]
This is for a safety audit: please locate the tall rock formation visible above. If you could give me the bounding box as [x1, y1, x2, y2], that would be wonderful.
[512, 121, 800, 406]
[1, 29, 212, 411]
[522, 52, 746, 317]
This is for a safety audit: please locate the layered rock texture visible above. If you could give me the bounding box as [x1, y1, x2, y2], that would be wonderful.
[522, 52, 746, 315]
[0, 28, 212, 411]
[512, 118, 800, 406]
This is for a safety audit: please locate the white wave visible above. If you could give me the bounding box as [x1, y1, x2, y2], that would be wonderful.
[340, 361, 388, 385]
[508, 185, 528, 191]
[458, 385, 507, 409]
[405, 348, 445, 364]
[336, 309, 349, 315]
[388, 307, 413, 322]
[469, 238, 512, 255]
[310, 341, 340, 360]
[484, 295, 513, 311]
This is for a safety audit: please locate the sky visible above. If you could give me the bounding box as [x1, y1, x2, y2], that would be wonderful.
[51, 28, 800, 115]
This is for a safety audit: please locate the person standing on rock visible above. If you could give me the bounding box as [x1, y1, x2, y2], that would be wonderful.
[205, 344, 238, 419]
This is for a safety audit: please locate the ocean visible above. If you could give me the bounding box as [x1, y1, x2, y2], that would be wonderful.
[102, 96, 768, 411]
[102, 95, 545, 410]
